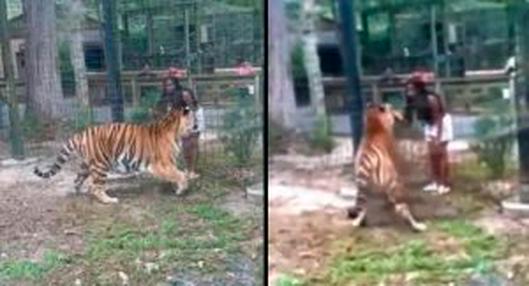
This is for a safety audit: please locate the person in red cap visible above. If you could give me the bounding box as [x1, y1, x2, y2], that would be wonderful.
[404, 71, 453, 195]
[154, 66, 190, 117]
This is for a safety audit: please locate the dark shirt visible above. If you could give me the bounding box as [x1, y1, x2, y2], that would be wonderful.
[155, 88, 183, 118]
[405, 90, 443, 125]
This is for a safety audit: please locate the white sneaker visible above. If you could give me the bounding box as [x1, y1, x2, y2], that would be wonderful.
[422, 182, 438, 192]
[437, 185, 451, 195]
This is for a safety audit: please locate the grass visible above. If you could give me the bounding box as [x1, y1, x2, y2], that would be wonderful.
[74, 200, 254, 284]
[1, 150, 261, 285]
[0, 251, 69, 281]
[276, 274, 305, 286]
[303, 219, 508, 286]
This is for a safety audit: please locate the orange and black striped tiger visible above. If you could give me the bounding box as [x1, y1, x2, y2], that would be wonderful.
[348, 103, 427, 232]
[34, 105, 195, 204]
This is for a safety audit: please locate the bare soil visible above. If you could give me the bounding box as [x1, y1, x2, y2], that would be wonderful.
[0, 157, 263, 286]
[268, 147, 528, 285]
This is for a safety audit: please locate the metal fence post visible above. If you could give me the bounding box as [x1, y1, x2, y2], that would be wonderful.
[336, 0, 363, 154]
[102, 0, 124, 122]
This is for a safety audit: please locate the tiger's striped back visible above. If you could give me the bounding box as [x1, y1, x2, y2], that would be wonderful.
[352, 103, 405, 203]
[355, 142, 399, 192]
[348, 103, 427, 231]
[34, 106, 193, 179]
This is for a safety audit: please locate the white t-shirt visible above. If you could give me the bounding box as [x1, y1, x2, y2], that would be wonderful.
[193, 107, 205, 133]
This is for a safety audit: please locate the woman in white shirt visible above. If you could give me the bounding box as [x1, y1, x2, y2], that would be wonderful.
[181, 88, 204, 179]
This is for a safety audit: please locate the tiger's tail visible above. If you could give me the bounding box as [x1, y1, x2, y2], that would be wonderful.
[34, 138, 77, 178]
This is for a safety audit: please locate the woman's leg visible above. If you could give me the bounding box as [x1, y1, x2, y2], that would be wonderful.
[439, 142, 450, 187]
[183, 133, 200, 178]
[182, 136, 193, 171]
[189, 134, 199, 174]
[427, 141, 441, 185]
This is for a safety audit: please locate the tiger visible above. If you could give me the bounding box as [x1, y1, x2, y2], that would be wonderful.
[34, 104, 195, 204]
[347, 103, 427, 232]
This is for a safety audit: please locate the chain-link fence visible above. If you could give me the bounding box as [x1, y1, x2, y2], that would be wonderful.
[279, 0, 520, 186]
[0, 0, 263, 186]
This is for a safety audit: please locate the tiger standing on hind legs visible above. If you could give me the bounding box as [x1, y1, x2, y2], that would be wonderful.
[348, 103, 427, 232]
[34, 103, 196, 204]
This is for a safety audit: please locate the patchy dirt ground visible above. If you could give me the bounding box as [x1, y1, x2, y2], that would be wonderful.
[0, 157, 263, 286]
[269, 143, 529, 286]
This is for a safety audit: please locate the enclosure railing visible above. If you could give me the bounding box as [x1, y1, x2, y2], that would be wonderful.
[322, 71, 509, 114]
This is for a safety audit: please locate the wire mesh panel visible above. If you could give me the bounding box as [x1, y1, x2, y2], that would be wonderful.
[0, 0, 263, 181]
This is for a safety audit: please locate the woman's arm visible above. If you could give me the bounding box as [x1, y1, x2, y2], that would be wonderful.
[403, 95, 415, 125]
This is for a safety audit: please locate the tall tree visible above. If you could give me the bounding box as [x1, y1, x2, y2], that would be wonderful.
[67, 0, 90, 110]
[23, 0, 64, 120]
[301, 0, 326, 118]
[268, 0, 296, 129]
[0, 0, 24, 158]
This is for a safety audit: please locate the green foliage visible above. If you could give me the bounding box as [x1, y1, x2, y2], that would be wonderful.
[275, 274, 305, 286]
[291, 41, 306, 79]
[472, 103, 514, 179]
[73, 107, 93, 132]
[324, 220, 504, 285]
[83, 202, 249, 275]
[58, 41, 75, 93]
[221, 87, 261, 166]
[309, 114, 335, 153]
[0, 251, 68, 281]
[21, 112, 46, 141]
[128, 89, 161, 123]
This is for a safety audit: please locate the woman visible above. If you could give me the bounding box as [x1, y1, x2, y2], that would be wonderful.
[404, 73, 453, 195]
[180, 87, 204, 179]
[154, 76, 184, 118]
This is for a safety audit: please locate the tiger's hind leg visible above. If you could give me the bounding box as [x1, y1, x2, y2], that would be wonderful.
[86, 165, 118, 204]
[394, 203, 426, 232]
[74, 163, 90, 193]
[347, 192, 367, 228]
[151, 164, 189, 195]
[388, 185, 426, 232]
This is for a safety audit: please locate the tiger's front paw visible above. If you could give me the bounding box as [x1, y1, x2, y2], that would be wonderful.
[412, 222, 427, 232]
[185, 171, 200, 180]
[174, 180, 189, 196]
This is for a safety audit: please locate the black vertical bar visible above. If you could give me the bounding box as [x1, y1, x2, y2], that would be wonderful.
[102, 0, 124, 122]
[336, 0, 363, 153]
[516, 2, 529, 202]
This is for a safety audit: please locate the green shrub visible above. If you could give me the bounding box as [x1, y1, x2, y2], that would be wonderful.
[128, 89, 160, 123]
[21, 113, 47, 141]
[291, 41, 306, 80]
[221, 87, 261, 166]
[309, 114, 334, 153]
[72, 107, 93, 132]
[472, 105, 514, 179]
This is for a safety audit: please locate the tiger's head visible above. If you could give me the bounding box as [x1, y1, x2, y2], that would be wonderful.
[365, 103, 403, 135]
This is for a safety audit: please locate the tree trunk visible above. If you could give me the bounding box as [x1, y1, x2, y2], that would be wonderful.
[23, 0, 64, 120]
[68, 0, 90, 110]
[302, 0, 326, 118]
[268, 0, 296, 129]
[0, 0, 24, 158]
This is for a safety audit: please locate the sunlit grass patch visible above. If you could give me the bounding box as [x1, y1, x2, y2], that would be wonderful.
[310, 219, 508, 286]
[0, 250, 69, 281]
[275, 274, 305, 286]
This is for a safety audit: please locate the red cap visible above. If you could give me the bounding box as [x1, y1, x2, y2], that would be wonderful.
[166, 67, 187, 79]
